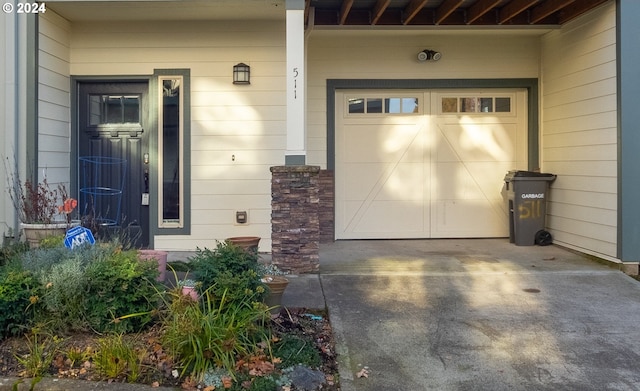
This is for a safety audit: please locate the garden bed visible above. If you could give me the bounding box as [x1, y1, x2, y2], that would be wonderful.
[0, 240, 340, 391]
[0, 307, 339, 390]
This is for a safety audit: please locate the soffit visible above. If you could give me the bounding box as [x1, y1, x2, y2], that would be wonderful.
[47, 0, 609, 26]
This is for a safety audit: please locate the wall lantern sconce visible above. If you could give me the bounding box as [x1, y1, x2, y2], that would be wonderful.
[417, 49, 442, 62]
[233, 63, 251, 84]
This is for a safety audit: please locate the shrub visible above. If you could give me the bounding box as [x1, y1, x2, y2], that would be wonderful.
[189, 242, 266, 304]
[0, 266, 40, 338]
[84, 246, 160, 333]
[38, 258, 88, 331]
[161, 287, 272, 382]
[3, 241, 161, 335]
[19, 245, 72, 274]
[0, 238, 29, 267]
[38, 234, 65, 249]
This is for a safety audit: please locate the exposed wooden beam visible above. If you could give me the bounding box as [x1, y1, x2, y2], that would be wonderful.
[530, 0, 575, 24]
[498, 0, 540, 24]
[557, 0, 609, 24]
[304, 0, 311, 25]
[339, 0, 354, 25]
[466, 0, 502, 24]
[371, 0, 391, 25]
[403, 0, 428, 25]
[436, 0, 464, 25]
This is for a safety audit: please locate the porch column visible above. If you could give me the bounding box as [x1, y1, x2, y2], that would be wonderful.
[285, 0, 306, 165]
[618, 0, 640, 270]
[2, 9, 36, 237]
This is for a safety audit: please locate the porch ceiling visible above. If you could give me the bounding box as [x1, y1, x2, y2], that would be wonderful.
[46, 0, 609, 27]
[309, 0, 610, 27]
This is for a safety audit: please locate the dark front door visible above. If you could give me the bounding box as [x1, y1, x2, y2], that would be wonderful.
[77, 81, 150, 247]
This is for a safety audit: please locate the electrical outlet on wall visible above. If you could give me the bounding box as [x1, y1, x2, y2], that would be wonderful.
[235, 210, 248, 225]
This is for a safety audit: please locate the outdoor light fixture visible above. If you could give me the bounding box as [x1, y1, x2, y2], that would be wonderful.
[417, 49, 442, 62]
[233, 63, 250, 84]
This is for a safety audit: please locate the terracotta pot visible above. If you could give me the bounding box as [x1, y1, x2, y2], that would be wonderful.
[226, 236, 261, 254]
[262, 275, 289, 313]
[21, 222, 74, 248]
[138, 249, 168, 282]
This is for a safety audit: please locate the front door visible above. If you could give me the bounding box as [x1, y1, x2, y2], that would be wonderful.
[77, 81, 150, 247]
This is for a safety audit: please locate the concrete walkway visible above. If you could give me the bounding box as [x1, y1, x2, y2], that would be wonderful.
[318, 239, 640, 391]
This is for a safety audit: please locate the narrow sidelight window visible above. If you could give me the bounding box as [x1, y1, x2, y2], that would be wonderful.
[158, 76, 183, 227]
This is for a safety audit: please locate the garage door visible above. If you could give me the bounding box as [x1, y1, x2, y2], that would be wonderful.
[335, 89, 527, 239]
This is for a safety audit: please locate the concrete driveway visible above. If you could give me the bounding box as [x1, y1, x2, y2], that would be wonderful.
[319, 239, 640, 391]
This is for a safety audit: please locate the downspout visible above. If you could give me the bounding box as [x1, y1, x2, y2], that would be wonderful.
[11, 6, 20, 237]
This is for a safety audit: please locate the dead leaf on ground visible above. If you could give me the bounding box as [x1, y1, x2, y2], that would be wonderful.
[356, 367, 370, 378]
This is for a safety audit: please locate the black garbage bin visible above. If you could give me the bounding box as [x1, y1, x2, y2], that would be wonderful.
[503, 170, 556, 246]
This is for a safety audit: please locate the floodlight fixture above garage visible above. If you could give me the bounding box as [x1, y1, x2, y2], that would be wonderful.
[418, 50, 441, 62]
[233, 63, 250, 84]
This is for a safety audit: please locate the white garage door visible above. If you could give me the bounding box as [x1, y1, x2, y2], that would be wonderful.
[335, 89, 528, 239]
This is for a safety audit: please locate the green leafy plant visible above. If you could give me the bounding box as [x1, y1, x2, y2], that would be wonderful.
[14, 241, 157, 333]
[84, 246, 161, 333]
[0, 266, 40, 338]
[37, 258, 88, 331]
[273, 334, 322, 369]
[161, 287, 272, 382]
[14, 327, 63, 378]
[19, 245, 74, 275]
[38, 234, 66, 249]
[64, 345, 93, 368]
[0, 237, 29, 267]
[93, 333, 145, 382]
[250, 375, 280, 391]
[189, 242, 266, 303]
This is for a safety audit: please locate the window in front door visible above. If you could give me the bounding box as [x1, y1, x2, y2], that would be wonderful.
[88, 95, 141, 125]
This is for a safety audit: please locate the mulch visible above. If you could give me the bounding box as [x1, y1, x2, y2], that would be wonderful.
[0, 307, 340, 390]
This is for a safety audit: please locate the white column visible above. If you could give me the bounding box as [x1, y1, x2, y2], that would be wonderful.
[285, 0, 306, 165]
[2, 4, 30, 234]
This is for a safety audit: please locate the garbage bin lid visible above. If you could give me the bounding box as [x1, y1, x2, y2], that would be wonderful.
[504, 170, 556, 182]
[510, 170, 555, 177]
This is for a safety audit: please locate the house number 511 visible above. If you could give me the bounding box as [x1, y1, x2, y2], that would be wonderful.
[293, 67, 299, 99]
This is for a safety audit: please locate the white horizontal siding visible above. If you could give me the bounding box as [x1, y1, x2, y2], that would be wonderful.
[68, 20, 285, 250]
[541, 1, 617, 259]
[38, 10, 71, 188]
[306, 32, 540, 167]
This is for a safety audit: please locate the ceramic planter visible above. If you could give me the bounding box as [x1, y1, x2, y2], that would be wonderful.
[225, 236, 261, 254]
[181, 285, 199, 301]
[262, 275, 289, 313]
[21, 222, 75, 248]
[137, 249, 168, 282]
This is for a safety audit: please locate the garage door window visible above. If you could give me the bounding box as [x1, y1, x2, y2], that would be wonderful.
[348, 97, 419, 114]
[442, 96, 511, 114]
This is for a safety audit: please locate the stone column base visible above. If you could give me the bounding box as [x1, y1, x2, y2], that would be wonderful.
[271, 165, 320, 274]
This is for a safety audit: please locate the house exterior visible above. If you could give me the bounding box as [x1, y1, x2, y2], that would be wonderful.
[2, 0, 640, 271]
